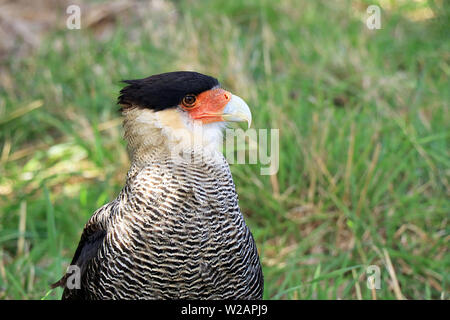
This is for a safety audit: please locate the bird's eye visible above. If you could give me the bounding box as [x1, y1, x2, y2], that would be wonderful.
[182, 95, 197, 108]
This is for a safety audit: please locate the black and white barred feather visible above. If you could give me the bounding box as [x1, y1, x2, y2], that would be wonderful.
[56, 147, 263, 300]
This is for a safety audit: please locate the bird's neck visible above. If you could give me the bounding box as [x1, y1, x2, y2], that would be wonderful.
[122, 108, 225, 169]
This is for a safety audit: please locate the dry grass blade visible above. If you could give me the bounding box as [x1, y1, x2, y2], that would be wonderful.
[344, 122, 355, 204]
[352, 269, 362, 300]
[356, 143, 381, 216]
[0, 135, 11, 163]
[270, 173, 280, 198]
[383, 248, 405, 300]
[370, 278, 377, 300]
[0, 100, 43, 125]
[16, 200, 27, 257]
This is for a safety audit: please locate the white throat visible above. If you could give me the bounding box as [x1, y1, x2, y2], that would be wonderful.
[122, 107, 225, 164]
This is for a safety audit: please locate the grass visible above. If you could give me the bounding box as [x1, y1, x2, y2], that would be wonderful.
[0, 0, 448, 300]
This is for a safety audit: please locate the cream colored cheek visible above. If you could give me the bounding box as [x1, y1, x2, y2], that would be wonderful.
[156, 108, 187, 130]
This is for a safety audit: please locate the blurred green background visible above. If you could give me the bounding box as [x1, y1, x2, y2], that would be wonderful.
[0, 0, 448, 300]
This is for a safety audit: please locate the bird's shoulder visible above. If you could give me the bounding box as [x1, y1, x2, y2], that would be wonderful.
[51, 200, 118, 298]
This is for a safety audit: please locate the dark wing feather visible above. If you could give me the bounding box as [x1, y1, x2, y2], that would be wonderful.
[51, 225, 106, 300]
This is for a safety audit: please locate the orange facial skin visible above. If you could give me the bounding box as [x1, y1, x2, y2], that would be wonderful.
[180, 88, 231, 124]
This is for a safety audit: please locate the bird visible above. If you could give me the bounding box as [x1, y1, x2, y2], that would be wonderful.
[52, 71, 264, 299]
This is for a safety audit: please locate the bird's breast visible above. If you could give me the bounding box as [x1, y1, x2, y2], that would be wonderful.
[96, 154, 254, 299]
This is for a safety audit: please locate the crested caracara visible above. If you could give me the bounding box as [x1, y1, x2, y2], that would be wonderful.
[52, 71, 263, 299]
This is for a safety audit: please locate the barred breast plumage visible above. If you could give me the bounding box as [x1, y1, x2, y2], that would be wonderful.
[60, 148, 263, 299]
[54, 71, 263, 300]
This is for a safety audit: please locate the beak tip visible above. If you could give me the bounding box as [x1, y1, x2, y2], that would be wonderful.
[223, 94, 252, 128]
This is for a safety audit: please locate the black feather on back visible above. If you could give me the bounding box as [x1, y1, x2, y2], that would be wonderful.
[118, 71, 219, 111]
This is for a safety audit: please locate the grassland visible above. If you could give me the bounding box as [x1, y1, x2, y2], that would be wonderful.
[0, 0, 448, 299]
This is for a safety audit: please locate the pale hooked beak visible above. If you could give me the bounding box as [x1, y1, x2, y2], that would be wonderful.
[221, 94, 252, 128]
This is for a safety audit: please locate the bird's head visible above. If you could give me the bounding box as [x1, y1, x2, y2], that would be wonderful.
[118, 71, 251, 161]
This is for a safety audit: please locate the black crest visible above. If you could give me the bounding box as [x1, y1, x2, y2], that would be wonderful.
[118, 71, 219, 111]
